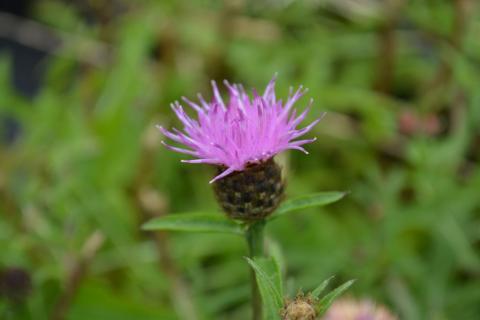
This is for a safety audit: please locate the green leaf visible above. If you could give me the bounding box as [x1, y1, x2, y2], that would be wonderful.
[266, 238, 286, 279]
[270, 192, 347, 220]
[259, 257, 284, 300]
[246, 257, 283, 320]
[311, 276, 335, 299]
[316, 280, 355, 316]
[141, 213, 243, 235]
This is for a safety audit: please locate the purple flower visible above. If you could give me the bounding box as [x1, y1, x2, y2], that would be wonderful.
[323, 299, 397, 320]
[158, 75, 322, 183]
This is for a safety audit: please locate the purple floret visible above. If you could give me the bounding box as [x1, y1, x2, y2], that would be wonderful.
[158, 75, 322, 183]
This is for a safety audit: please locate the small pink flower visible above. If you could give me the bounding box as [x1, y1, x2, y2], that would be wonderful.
[158, 75, 322, 183]
[323, 298, 397, 320]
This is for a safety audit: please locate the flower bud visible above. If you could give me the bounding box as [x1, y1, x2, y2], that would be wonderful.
[213, 158, 285, 221]
[281, 295, 316, 320]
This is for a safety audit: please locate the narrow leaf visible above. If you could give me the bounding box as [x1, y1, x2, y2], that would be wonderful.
[311, 276, 335, 299]
[258, 257, 284, 300]
[317, 279, 355, 316]
[270, 192, 347, 220]
[142, 213, 243, 235]
[246, 257, 283, 320]
[266, 238, 286, 280]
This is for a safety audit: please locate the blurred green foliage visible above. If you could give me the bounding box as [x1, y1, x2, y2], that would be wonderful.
[1, 0, 480, 319]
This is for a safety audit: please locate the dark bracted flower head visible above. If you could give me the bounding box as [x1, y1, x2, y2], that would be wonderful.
[0, 267, 32, 303]
[158, 75, 322, 220]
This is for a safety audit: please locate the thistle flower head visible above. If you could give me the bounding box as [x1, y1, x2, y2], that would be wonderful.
[158, 75, 321, 183]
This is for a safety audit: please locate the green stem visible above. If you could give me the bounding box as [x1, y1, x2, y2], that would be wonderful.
[246, 220, 266, 320]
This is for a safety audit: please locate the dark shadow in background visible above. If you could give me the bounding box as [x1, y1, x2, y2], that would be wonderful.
[1, 0, 48, 142]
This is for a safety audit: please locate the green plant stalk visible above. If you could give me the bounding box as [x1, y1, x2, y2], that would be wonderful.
[246, 220, 266, 320]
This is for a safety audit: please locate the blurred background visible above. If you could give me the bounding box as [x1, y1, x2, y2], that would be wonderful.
[1, 0, 479, 319]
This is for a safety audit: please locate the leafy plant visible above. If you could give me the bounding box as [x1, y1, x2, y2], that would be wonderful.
[143, 192, 348, 319]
